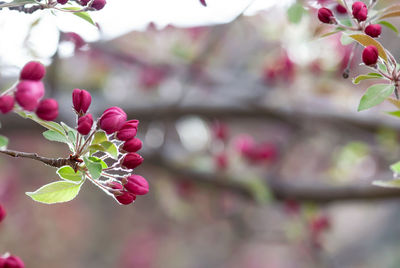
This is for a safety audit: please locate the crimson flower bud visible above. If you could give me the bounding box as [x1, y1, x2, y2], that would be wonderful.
[72, 88, 91, 115]
[352, 1, 368, 22]
[57, 0, 68, 4]
[0, 95, 14, 114]
[0, 204, 6, 222]
[36, 99, 58, 121]
[317, 8, 334, 24]
[123, 175, 149, 195]
[3, 255, 25, 268]
[77, 113, 93, 135]
[91, 0, 106, 10]
[121, 138, 142, 153]
[362, 45, 379, 66]
[121, 153, 143, 169]
[99, 107, 127, 134]
[115, 191, 136, 205]
[15, 80, 45, 111]
[335, 4, 347, 14]
[79, 0, 89, 5]
[365, 24, 382, 38]
[116, 120, 139, 141]
[20, 61, 46, 81]
[200, 0, 206, 6]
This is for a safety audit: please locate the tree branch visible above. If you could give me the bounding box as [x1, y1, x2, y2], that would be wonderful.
[0, 149, 74, 168]
[144, 155, 400, 203]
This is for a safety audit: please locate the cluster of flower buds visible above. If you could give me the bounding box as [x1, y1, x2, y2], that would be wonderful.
[70, 89, 148, 205]
[317, 2, 381, 38]
[0, 61, 58, 121]
[0, 255, 25, 268]
[60, 0, 107, 10]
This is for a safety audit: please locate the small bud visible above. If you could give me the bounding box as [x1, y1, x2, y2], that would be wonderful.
[123, 175, 149, 195]
[99, 107, 127, 134]
[79, 0, 89, 5]
[317, 8, 334, 24]
[365, 24, 382, 38]
[335, 4, 347, 14]
[91, 0, 106, 10]
[121, 138, 142, 153]
[57, 0, 68, 4]
[35, 99, 59, 121]
[116, 120, 139, 141]
[0, 204, 6, 222]
[15, 80, 45, 111]
[72, 88, 91, 115]
[352, 1, 368, 22]
[77, 113, 93, 135]
[0, 95, 14, 114]
[3, 255, 25, 268]
[20, 61, 46, 81]
[362, 45, 379, 66]
[121, 153, 143, 169]
[115, 191, 136, 205]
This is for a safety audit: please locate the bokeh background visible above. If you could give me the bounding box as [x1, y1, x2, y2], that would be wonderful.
[2, 0, 400, 267]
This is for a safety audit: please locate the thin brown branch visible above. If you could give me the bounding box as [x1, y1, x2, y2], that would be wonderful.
[0, 149, 74, 168]
[144, 155, 400, 203]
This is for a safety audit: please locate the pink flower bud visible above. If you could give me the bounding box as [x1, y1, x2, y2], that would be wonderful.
[77, 113, 93, 135]
[20, 61, 46, 81]
[57, 0, 68, 4]
[365, 24, 382, 38]
[35, 99, 58, 121]
[15, 80, 45, 111]
[122, 138, 142, 152]
[116, 120, 139, 141]
[0, 204, 6, 222]
[352, 1, 368, 22]
[99, 107, 127, 134]
[115, 191, 136, 205]
[3, 255, 25, 268]
[362, 45, 379, 66]
[72, 88, 91, 115]
[91, 0, 106, 10]
[335, 4, 347, 14]
[0, 95, 14, 114]
[200, 0, 206, 6]
[123, 175, 149, 195]
[79, 0, 89, 5]
[121, 153, 143, 169]
[317, 8, 334, 24]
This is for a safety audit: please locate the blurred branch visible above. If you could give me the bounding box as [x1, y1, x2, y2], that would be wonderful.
[145, 154, 400, 203]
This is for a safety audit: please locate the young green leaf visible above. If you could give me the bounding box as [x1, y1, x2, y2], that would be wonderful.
[91, 131, 108, 145]
[57, 166, 84, 182]
[390, 161, 400, 174]
[0, 135, 9, 148]
[43, 130, 70, 144]
[340, 33, 355, 45]
[378, 20, 399, 34]
[287, 3, 305, 24]
[352, 73, 383, 84]
[386, 110, 400, 118]
[62, 8, 96, 26]
[89, 141, 118, 159]
[358, 84, 395, 111]
[26, 181, 83, 204]
[84, 156, 104, 180]
[16, 110, 65, 135]
[373, 179, 400, 188]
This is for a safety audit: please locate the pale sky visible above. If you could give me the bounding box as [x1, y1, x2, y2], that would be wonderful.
[0, 0, 292, 67]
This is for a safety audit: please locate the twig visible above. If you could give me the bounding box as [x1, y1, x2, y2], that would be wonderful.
[0, 149, 73, 168]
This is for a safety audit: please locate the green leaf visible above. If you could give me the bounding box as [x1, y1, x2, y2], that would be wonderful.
[358, 84, 395, 111]
[89, 141, 118, 159]
[340, 33, 355, 45]
[61, 122, 77, 145]
[373, 179, 400, 188]
[0, 135, 9, 148]
[62, 8, 96, 26]
[16, 110, 65, 135]
[91, 131, 108, 145]
[57, 166, 83, 182]
[89, 156, 107, 169]
[43, 130, 70, 144]
[352, 73, 383, 84]
[378, 62, 387, 73]
[287, 3, 305, 24]
[386, 110, 400, 118]
[378, 20, 399, 34]
[84, 156, 104, 180]
[26, 181, 83, 204]
[390, 161, 400, 173]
